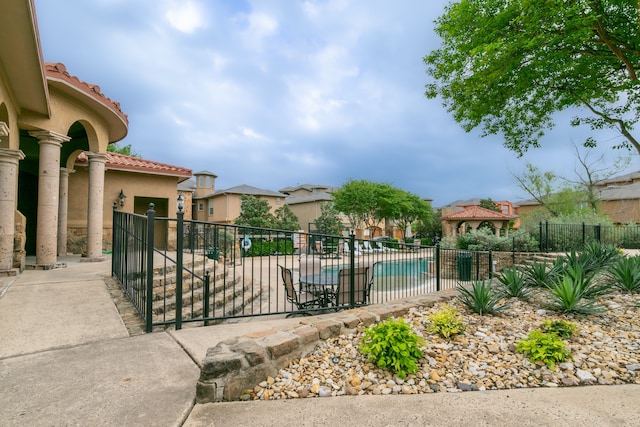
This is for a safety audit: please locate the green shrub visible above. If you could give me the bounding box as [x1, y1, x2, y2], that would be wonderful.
[539, 319, 577, 339]
[457, 280, 509, 315]
[607, 256, 640, 293]
[496, 266, 531, 299]
[427, 305, 466, 339]
[516, 329, 572, 370]
[359, 317, 425, 379]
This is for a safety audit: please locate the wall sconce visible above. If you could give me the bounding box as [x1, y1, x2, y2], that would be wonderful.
[118, 189, 126, 207]
[177, 194, 185, 213]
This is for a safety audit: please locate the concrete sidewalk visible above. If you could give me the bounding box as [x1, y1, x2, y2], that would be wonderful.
[1, 256, 639, 426]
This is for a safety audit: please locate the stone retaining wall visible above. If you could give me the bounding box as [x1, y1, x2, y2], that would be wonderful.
[196, 290, 457, 403]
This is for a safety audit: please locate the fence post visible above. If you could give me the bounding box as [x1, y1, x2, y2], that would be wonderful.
[175, 207, 184, 331]
[489, 250, 493, 279]
[111, 203, 117, 277]
[349, 232, 356, 308]
[145, 203, 155, 333]
[203, 271, 210, 326]
[435, 242, 441, 292]
[582, 222, 586, 246]
[545, 221, 549, 253]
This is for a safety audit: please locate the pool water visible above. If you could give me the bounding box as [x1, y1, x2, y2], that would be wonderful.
[321, 258, 431, 291]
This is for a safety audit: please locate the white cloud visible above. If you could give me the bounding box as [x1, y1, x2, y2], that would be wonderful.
[165, 0, 206, 33]
[239, 12, 278, 48]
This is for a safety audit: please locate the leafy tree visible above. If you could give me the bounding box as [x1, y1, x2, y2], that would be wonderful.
[513, 163, 587, 216]
[107, 142, 140, 157]
[332, 180, 387, 235]
[480, 198, 500, 212]
[235, 195, 276, 229]
[332, 180, 431, 238]
[391, 191, 432, 238]
[415, 208, 442, 242]
[314, 203, 344, 236]
[274, 204, 299, 231]
[424, 0, 640, 155]
[563, 143, 631, 212]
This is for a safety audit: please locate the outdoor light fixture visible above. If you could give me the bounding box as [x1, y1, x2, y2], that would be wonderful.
[177, 194, 185, 213]
[118, 189, 126, 207]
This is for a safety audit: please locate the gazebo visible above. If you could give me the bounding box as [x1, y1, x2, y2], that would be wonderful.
[440, 205, 518, 238]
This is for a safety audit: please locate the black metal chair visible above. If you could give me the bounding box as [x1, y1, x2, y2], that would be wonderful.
[279, 265, 321, 316]
[334, 266, 371, 307]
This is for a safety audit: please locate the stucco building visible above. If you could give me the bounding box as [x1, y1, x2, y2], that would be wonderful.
[192, 171, 285, 224]
[1, 1, 130, 273]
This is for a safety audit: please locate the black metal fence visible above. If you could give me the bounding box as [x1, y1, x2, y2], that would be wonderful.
[112, 205, 495, 332]
[539, 222, 640, 252]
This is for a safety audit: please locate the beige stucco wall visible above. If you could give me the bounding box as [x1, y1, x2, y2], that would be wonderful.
[193, 193, 285, 224]
[66, 167, 181, 253]
[0, 75, 19, 151]
[20, 87, 110, 153]
[288, 201, 325, 231]
[599, 199, 640, 224]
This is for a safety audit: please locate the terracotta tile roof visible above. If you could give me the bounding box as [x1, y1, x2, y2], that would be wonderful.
[44, 62, 128, 125]
[76, 152, 192, 181]
[441, 205, 518, 221]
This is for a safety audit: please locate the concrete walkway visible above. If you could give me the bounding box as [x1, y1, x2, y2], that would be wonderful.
[1, 256, 639, 426]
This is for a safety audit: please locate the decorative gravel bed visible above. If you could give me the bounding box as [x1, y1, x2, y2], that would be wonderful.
[252, 291, 640, 400]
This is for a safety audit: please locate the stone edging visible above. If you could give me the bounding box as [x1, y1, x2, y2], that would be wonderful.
[196, 289, 457, 402]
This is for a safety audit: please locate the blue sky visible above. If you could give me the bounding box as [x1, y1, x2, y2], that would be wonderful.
[33, 0, 638, 207]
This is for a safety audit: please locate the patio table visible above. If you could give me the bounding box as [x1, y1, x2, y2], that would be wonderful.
[300, 273, 339, 307]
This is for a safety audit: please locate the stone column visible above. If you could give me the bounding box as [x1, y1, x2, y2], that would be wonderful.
[0, 148, 25, 272]
[30, 131, 69, 267]
[57, 167, 74, 256]
[85, 152, 109, 261]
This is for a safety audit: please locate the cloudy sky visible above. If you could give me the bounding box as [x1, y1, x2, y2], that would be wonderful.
[33, 0, 638, 207]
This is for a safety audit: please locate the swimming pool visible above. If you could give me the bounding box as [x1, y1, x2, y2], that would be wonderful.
[322, 258, 431, 291]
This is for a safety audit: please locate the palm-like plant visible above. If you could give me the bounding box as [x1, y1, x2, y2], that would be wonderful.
[457, 280, 509, 315]
[607, 256, 640, 293]
[496, 266, 531, 299]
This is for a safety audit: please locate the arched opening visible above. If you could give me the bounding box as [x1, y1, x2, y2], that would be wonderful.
[17, 122, 91, 255]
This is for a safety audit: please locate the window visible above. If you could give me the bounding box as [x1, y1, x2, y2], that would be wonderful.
[502, 205, 509, 214]
[205, 176, 210, 188]
[198, 202, 204, 211]
[198, 176, 204, 187]
[276, 197, 281, 204]
[208, 200, 214, 215]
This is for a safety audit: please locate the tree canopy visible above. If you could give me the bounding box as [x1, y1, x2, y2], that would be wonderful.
[424, 0, 640, 155]
[314, 203, 345, 236]
[235, 195, 276, 229]
[332, 179, 432, 236]
[107, 142, 140, 157]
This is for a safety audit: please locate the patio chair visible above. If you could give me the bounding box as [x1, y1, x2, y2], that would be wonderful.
[364, 240, 380, 252]
[343, 240, 362, 256]
[412, 239, 421, 251]
[334, 266, 371, 306]
[374, 241, 393, 251]
[279, 265, 321, 316]
[360, 240, 375, 253]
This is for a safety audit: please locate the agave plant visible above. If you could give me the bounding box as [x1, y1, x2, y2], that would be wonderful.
[545, 263, 609, 314]
[607, 256, 640, 293]
[524, 261, 560, 288]
[457, 280, 509, 315]
[496, 266, 531, 299]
